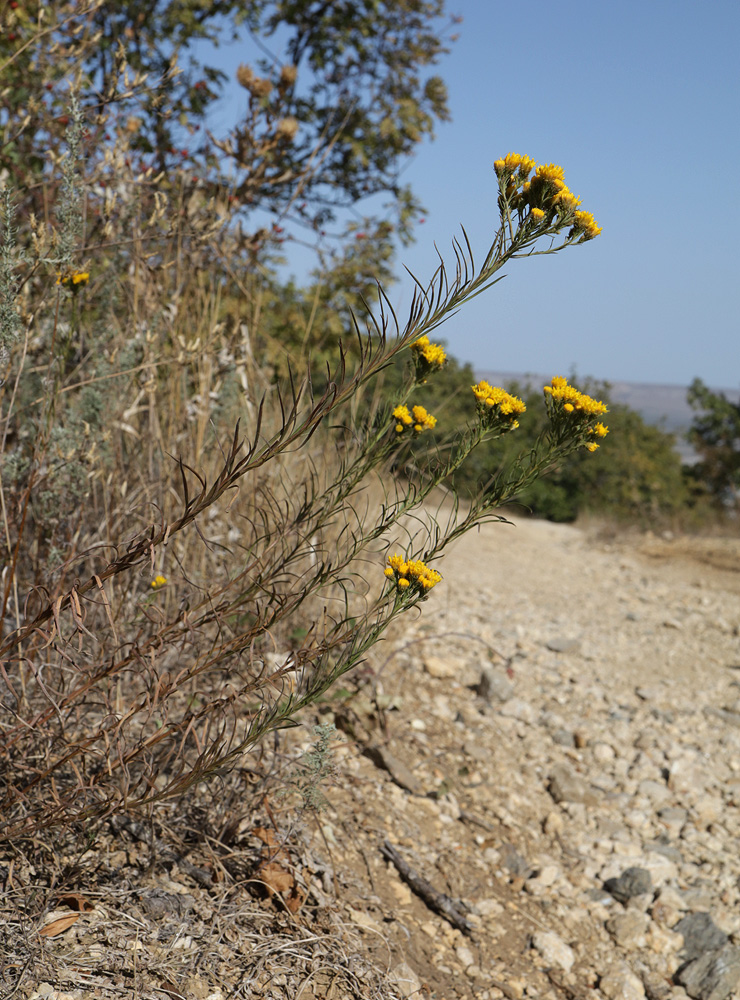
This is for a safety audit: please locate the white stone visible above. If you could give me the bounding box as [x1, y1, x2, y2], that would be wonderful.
[599, 965, 646, 1000]
[499, 698, 537, 724]
[531, 930, 575, 972]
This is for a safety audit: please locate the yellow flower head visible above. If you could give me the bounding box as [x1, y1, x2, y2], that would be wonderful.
[494, 153, 535, 179]
[393, 404, 413, 425]
[151, 574, 167, 589]
[543, 376, 608, 417]
[472, 381, 526, 430]
[393, 402, 436, 435]
[571, 210, 602, 240]
[552, 187, 581, 213]
[57, 271, 90, 292]
[411, 335, 447, 380]
[385, 553, 442, 596]
[530, 207, 546, 222]
[544, 377, 609, 453]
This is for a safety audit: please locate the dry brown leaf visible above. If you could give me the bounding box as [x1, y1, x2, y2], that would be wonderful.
[285, 886, 307, 914]
[258, 861, 294, 895]
[252, 826, 280, 848]
[57, 892, 94, 912]
[39, 913, 80, 937]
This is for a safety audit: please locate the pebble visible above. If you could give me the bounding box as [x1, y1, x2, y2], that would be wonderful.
[423, 654, 459, 679]
[603, 866, 652, 903]
[476, 665, 514, 702]
[599, 965, 646, 1000]
[548, 763, 597, 805]
[531, 930, 575, 972]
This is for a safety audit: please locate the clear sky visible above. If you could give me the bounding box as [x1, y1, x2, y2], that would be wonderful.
[199, 0, 740, 388]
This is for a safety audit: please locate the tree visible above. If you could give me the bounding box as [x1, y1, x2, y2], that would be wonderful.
[687, 378, 740, 509]
[1, 0, 454, 239]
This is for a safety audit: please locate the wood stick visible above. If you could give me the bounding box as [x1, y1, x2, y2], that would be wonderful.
[380, 840, 474, 936]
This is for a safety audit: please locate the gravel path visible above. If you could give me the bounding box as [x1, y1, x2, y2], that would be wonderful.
[316, 515, 740, 1000]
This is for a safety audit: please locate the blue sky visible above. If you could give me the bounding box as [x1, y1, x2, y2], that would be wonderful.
[200, 0, 740, 388]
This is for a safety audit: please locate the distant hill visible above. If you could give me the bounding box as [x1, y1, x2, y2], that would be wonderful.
[476, 372, 740, 464]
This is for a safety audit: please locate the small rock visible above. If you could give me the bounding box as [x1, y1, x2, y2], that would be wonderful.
[604, 866, 652, 903]
[476, 665, 514, 702]
[657, 807, 688, 837]
[499, 842, 532, 877]
[423, 654, 458, 679]
[638, 779, 673, 807]
[531, 930, 575, 972]
[499, 698, 536, 724]
[546, 637, 581, 653]
[456, 944, 476, 969]
[389, 962, 423, 999]
[593, 741, 616, 763]
[548, 763, 597, 805]
[606, 910, 649, 949]
[552, 728, 577, 747]
[599, 965, 646, 1000]
[675, 943, 740, 1000]
[476, 898, 504, 917]
[363, 745, 423, 795]
[675, 913, 728, 963]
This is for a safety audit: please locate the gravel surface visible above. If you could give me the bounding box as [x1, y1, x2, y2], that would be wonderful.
[5, 515, 740, 1000]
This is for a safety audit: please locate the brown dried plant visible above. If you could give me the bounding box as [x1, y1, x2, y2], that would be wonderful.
[0, 75, 605, 843]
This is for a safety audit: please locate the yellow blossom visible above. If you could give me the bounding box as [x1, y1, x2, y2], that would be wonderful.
[57, 271, 90, 291]
[385, 554, 442, 595]
[410, 335, 447, 380]
[552, 187, 581, 212]
[393, 404, 413, 425]
[543, 376, 608, 417]
[151, 574, 167, 589]
[393, 402, 436, 435]
[585, 442, 599, 452]
[530, 207, 546, 222]
[472, 381, 526, 429]
[592, 422, 609, 437]
[571, 210, 602, 240]
[494, 153, 535, 178]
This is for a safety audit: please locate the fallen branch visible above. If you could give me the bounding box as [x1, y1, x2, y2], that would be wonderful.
[380, 840, 474, 936]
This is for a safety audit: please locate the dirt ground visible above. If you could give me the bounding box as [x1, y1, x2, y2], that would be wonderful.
[2, 515, 740, 1000]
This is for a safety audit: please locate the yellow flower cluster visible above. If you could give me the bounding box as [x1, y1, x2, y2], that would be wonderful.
[410, 335, 447, 383]
[543, 377, 609, 451]
[493, 153, 536, 178]
[543, 376, 608, 417]
[57, 271, 90, 289]
[150, 574, 167, 589]
[393, 403, 437, 435]
[411, 335, 447, 368]
[472, 380, 526, 429]
[384, 554, 442, 593]
[572, 210, 602, 240]
[493, 154, 602, 240]
[585, 421, 609, 451]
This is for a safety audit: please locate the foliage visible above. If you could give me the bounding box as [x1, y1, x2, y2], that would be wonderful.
[0, 0, 454, 240]
[687, 377, 740, 510]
